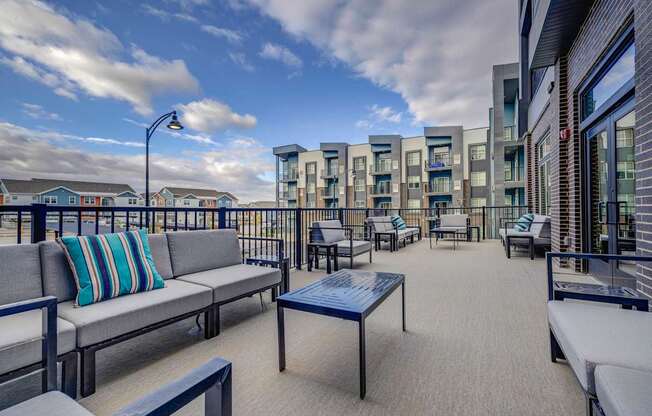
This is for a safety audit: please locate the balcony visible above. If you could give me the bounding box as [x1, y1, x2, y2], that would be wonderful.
[320, 169, 339, 180]
[369, 162, 392, 175]
[280, 169, 298, 182]
[424, 180, 451, 195]
[424, 155, 451, 171]
[281, 191, 298, 200]
[321, 188, 337, 199]
[505, 166, 525, 187]
[370, 182, 391, 197]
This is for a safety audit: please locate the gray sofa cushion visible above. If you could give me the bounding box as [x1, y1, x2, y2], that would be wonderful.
[58, 280, 212, 347]
[440, 214, 467, 228]
[177, 264, 281, 303]
[547, 300, 652, 394]
[397, 228, 419, 238]
[0, 391, 93, 416]
[335, 240, 371, 256]
[166, 230, 241, 277]
[39, 241, 76, 303]
[148, 234, 173, 280]
[595, 365, 652, 416]
[312, 220, 346, 243]
[0, 310, 76, 374]
[499, 228, 550, 246]
[0, 244, 42, 305]
[367, 216, 394, 233]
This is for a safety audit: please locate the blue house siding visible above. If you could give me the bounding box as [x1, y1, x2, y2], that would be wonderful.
[40, 188, 79, 206]
[217, 196, 233, 208]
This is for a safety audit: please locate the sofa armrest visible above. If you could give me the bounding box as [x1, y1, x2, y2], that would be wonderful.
[0, 296, 58, 392]
[113, 357, 232, 416]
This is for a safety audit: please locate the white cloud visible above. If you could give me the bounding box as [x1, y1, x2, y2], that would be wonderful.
[229, 52, 255, 72]
[244, 0, 517, 127]
[142, 4, 199, 23]
[201, 25, 243, 43]
[0, 0, 199, 115]
[0, 122, 274, 202]
[166, 0, 210, 10]
[259, 42, 303, 68]
[369, 104, 402, 123]
[85, 137, 144, 147]
[21, 103, 62, 121]
[355, 119, 371, 129]
[177, 99, 257, 133]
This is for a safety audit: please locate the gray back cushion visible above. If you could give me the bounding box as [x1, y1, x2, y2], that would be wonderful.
[440, 214, 468, 227]
[368, 216, 393, 232]
[147, 233, 174, 280]
[166, 230, 241, 277]
[39, 241, 77, 303]
[0, 244, 43, 305]
[313, 220, 346, 243]
[531, 215, 551, 238]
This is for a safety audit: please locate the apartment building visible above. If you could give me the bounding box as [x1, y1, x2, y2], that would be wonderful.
[463, 127, 491, 208]
[517, 0, 650, 293]
[489, 63, 526, 207]
[0, 178, 142, 207]
[274, 127, 472, 209]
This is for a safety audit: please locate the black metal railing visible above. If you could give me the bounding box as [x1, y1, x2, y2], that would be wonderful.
[0, 204, 531, 268]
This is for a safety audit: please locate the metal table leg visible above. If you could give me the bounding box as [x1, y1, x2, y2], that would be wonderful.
[277, 305, 285, 371]
[326, 246, 332, 274]
[359, 318, 366, 399]
[402, 281, 406, 332]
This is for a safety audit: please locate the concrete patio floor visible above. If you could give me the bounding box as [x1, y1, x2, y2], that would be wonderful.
[1, 239, 585, 415]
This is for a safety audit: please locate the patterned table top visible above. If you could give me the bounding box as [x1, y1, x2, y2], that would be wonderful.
[278, 269, 404, 320]
[554, 281, 644, 299]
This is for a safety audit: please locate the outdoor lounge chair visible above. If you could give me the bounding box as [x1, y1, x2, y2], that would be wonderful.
[429, 214, 470, 249]
[310, 219, 372, 268]
[0, 296, 232, 416]
[365, 216, 420, 251]
[546, 252, 652, 416]
[499, 214, 551, 259]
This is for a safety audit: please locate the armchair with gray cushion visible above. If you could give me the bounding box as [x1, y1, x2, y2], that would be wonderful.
[309, 219, 372, 268]
[430, 214, 470, 246]
[0, 296, 232, 416]
[499, 214, 551, 259]
[365, 216, 420, 251]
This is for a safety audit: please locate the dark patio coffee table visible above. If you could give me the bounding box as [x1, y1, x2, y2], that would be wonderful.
[276, 269, 406, 399]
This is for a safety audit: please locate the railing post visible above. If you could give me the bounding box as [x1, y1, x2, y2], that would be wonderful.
[295, 208, 302, 270]
[31, 203, 47, 243]
[482, 206, 486, 240]
[338, 208, 344, 224]
[218, 207, 226, 229]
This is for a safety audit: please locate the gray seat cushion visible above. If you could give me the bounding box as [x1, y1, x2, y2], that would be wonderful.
[397, 228, 418, 238]
[0, 391, 93, 416]
[39, 241, 76, 303]
[595, 365, 652, 416]
[147, 233, 173, 279]
[0, 310, 76, 374]
[312, 220, 346, 243]
[166, 230, 241, 277]
[432, 226, 465, 233]
[177, 264, 281, 303]
[58, 280, 212, 347]
[499, 228, 550, 246]
[335, 240, 371, 256]
[0, 244, 42, 305]
[439, 214, 468, 228]
[547, 300, 652, 394]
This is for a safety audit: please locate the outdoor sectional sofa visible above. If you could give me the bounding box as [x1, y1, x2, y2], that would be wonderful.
[499, 214, 551, 260]
[0, 229, 281, 398]
[366, 216, 421, 251]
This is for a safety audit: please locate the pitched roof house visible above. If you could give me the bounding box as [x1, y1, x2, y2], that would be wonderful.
[155, 187, 238, 208]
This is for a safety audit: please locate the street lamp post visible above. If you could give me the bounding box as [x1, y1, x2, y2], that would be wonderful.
[144, 110, 183, 229]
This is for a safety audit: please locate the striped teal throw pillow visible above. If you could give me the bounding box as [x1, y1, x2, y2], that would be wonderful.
[391, 214, 407, 230]
[513, 213, 534, 232]
[58, 229, 165, 306]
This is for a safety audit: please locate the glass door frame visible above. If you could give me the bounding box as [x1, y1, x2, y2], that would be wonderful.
[581, 96, 635, 281]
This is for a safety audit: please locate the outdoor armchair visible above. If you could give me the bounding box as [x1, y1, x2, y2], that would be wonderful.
[500, 214, 551, 259]
[429, 214, 470, 245]
[309, 219, 372, 268]
[365, 216, 420, 251]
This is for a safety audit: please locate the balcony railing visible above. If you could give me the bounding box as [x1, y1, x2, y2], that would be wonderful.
[320, 169, 339, 179]
[424, 181, 451, 194]
[321, 188, 337, 199]
[370, 182, 391, 196]
[369, 162, 392, 175]
[280, 169, 298, 181]
[425, 155, 451, 169]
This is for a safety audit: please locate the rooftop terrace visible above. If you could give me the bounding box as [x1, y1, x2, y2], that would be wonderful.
[1, 239, 585, 415]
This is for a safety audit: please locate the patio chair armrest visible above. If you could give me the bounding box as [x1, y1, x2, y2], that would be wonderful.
[0, 296, 58, 392]
[113, 357, 232, 416]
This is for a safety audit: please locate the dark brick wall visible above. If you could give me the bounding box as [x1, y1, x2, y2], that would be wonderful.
[635, 0, 652, 296]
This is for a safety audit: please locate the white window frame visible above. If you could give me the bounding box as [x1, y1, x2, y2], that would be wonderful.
[471, 171, 486, 187]
[354, 178, 365, 192]
[406, 152, 420, 166]
[354, 200, 365, 208]
[470, 198, 486, 208]
[43, 196, 57, 205]
[83, 196, 94, 205]
[407, 199, 421, 209]
[306, 163, 316, 175]
[407, 175, 420, 189]
[128, 198, 138, 205]
[68, 196, 76, 205]
[353, 157, 366, 172]
[470, 144, 486, 160]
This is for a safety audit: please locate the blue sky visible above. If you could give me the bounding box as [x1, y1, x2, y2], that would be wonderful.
[0, 0, 517, 202]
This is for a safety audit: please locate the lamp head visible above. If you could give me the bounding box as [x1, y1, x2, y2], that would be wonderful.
[166, 112, 183, 130]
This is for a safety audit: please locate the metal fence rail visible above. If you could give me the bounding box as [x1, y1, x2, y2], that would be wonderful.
[0, 204, 530, 269]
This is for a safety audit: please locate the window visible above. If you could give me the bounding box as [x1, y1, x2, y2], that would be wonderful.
[470, 198, 486, 208]
[407, 175, 420, 189]
[306, 163, 316, 175]
[406, 152, 420, 166]
[470, 172, 486, 187]
[353, 157, 366, 172]
[407, 199, 421, 209]
[537, 133, 552, 215]
[43, 196, 57, 204]
[128, 198, 138, 205]
[538, 135, 551, 159]
[68, 196, 76, 204]
[355, 200, 366, 208]
[183, 199, 191, 206]
[354, 178, 365, 192]
[83, 196, 94, 205]
[616, 127, 634, 148]
[306, 182, 316, 193]
[305, 200, 315, 208]
[431, 177, 450, 193]
[378, 201, 392, 209]
[617, 161, 635, 180]
[470, 144, 486, 160]
[582, 41, 635, 120]
[11, 195, 17, 201]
